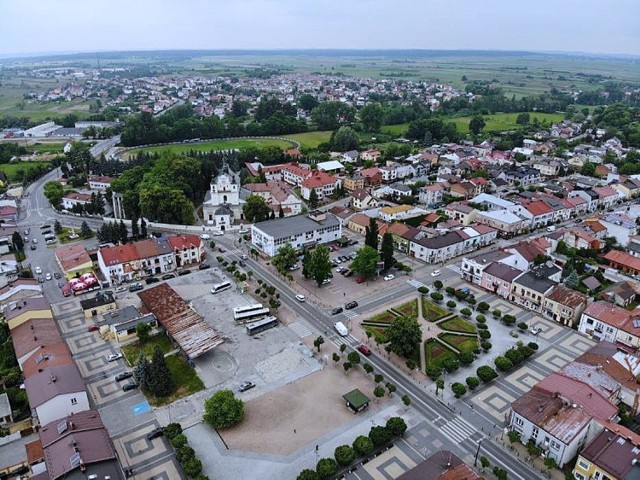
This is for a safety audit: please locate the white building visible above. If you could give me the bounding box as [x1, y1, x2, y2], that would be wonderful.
[202, 165, 244, 227]
[61, 192, 91, 210]
[251, 211, 342, 257]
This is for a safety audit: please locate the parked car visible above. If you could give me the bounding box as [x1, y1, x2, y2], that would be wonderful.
[239, 381, 255, 392]
[212, 230, 224, 236]
[162, 273, 176, 280]
[218, 247, 225, 252]
[345, 301, 358, 310]
[349, 252, 357, 259]
[129, 283, 143, 292]
[198, 263, 211, 270]
[35, 266, 42, 274]
[383, 274, 395, 281]
[115, 371, 133, 381]
[54, 272, 61, 279]
[295, 294, 306, 302]
[238, 228, 250, 235]
[574, 218, 583, 223]
[145, 277, 159, 285]
[331, 307, 343, 315]
[40, 224, 51, 230]
[322, 278, 331, 285]
[106, 353, 123, 362]
[146, 427, 164, 440]
[177, 269, 191, 276]
[24, 229, 30, 236]
[45, 273, 52, 281]
[32, 238, 38, 244]
[200, 233, 211, 240]
[333, 258, 342, 264]
[348, 239, 358, 246]
[531, 326, 542, 335]
[288, 264, 300, 271]
[37, 276, 44, 283]
[340, 255, 349, 262]
[88, 325, 100, 332]
[57, 281, 64, 288]
[334, 321, 348, 336]
[122, 382, 138, 392]
[115, 286, 127, 293]
[431, 270, 441, 277]
[30, 244, 36, 250]
[356, 344, 372, 356]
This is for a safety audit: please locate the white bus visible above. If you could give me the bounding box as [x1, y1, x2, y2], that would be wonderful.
[246, 316, 278, 336]
[211, 281, 232, 294]
[233, 303, 270, 323]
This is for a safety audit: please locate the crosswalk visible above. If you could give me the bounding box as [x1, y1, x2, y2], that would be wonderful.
[437, 415, 477, 444]
[447, 264, 461, 274]
[331, 334, 359, 348]
[288, 321, 313, 339]
[343, 311, 359, 319]
[407, 278, 427, 289]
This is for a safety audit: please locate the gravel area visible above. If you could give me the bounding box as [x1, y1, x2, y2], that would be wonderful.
[255, 347, 309, 383]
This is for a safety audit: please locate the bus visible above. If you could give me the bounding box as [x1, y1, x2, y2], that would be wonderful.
[233, 303, 270, 323]
[211, 281, 232, 294]
[246, 316, 278, 336]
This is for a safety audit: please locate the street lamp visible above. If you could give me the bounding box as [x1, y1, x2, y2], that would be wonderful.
[474, 438, 483, 467]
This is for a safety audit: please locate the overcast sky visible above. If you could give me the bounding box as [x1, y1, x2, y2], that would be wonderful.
[1, 0, 638, 57]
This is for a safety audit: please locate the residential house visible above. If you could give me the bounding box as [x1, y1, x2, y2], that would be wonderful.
[467, 194, 515, 212]
[409, 231, 466, 264]
[379, 166, 397, 183]
[395, 164, 416, 180]
[569, 190, 599, 213]
[613, 178, 640, 199]
[567, 194, 590, 215]
[542, 285, 588, 327]
[628, 237, 640, 258]
[418, 184, 445, 207]
[4, 296, 52, 330]
[398, 450, 482, 480]
[601, 281, 639, 308]
[87, 175, 114, 191]
[24, 364, 90, 426]
[282, 163, 311, 186]
[500, 241, 548, 271]
[300, 170, 340, 201]
[510, 263, 562, 313]
[460, 249, 511, 285]
[573, 423, 640, 480]
[10, 319, 62, 368]
[594, 186, 620, 210]
[379, 205, 427, 222]
[480, 261, 523, 299]
[351, 189, 378, 210]
[242, 181, 302, 216]
[359, 167, 383, 187]
[509, 373, 618, 468]
[348, 213, 385, 236]
[361, 149, 381, 162]
[532, 158, 562, 177]
[522, 200, 555, 229]
[79, 292, 116, 318]
[449, 181, 477, 200]
[386, 223, 420, 254]
[317, 160, 344, 174]
[167, 235, 204, 268]
[61, 192, 91, 210]
[474, 209, 527, 237]
[388, 182, 412, 198]
[562, 229, 602, 251]
[604, 250, 640, 276]
[55, 244, 93, 279]
[444, 202, 477, 226]
[341, 150, 359, 164]
[343, 171, 365, 192]
[102, 305, 158, 343]
[578, 301, 640, 351]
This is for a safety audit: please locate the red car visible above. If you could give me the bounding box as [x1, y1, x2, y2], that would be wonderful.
[218, 247, 225, 252]
[356, 344, 372, 356]
[356, 277, 366, 284]
[88, 325, 100, 332]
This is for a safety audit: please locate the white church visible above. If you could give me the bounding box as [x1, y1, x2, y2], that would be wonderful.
[202, 165, 244, 230]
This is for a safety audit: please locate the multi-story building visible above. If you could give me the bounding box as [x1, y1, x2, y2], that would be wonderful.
[61, 192, 91, 210]
[542, 284, 588, 327]
[251, 211, 342, 257]
[573, 424, 640, 480]
[418, 184, 445, 207]
[87, 175, 114, 191]
[167, 235, 205, 268]
[510, 263, 562, 313]
[300, 170, 340, 201]
[460, 250, 511, 285]
[351, 189, 378, 210]
[480, 261, 523, 299]
[474, 209, 527, 237]
[578, 301, 640, 351]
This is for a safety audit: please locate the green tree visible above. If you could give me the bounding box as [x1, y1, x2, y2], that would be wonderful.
[363, 363, 374, 374]
[360, 103, 384, 132]
[386, 417, 407, 437]
[581, 162, 597, 177]
[308, 245, 333, 286]
[43, 181, 64, 208]
[516, 112, 530, 125]
[272, 243, 298, 273]
[131, 215, 140, 239]
[368, 425, 392, 447]
[140, 217, 147, 238]
[308, 188, 319, 209]
[243, 194, 272, 223]
[435, 378, 445, 396]
[118, 220, 128, 244]
[80, 221, 92, 238]
[297, 469, 321, 480]
[347, 351, 361, 366]
[54, 220, 62, 234]
[494, 356, 513, 372]
[364, 217, 379, 250]
[278, 205, 285, 218]
[11, 231, 24, 251]
[565, 269, 580, 289]
[316, 458, 338, 479]
[352, 435, 374, 456]
[451, 382, 467, 397]
[313, 335, 325, 352]
[387, 316, 422, 358]
[297, 94, 319, 112]
[334, 445, 356, 467]
[476, 365, 498, 382]
[380, 232, 395, 271]
[373, 385, 385, 399]
[133, 352, 151, 391]
[203, 389, 245, 429]
[466, 376, 480, 390]
[182, 458, 203, 478]
[402, 395, 411, 407]
[311, 101, 356, 130]
[469, 115, 486, 135]
[149, 345, 173, 397]
[331, 126, 360, 151]
[351, 246, 380, 280]
[136, 322, 151, 343]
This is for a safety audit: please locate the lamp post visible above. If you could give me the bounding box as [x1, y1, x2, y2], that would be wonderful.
[474, 438, 483, 467]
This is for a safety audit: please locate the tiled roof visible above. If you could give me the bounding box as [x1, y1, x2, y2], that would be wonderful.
[507, 241, 545, 263]
[63, 192, 91, 202]
[546, 285, 588, 308]
[523, 200, 554, 216]
[4, 296, 51, 321]
[22, 342, 73, 378]
[605, 250, 640, 272]
[167, 235, 201, 251]
[412, 231, 464, 249]
[484, 261, 524, 281]
[55, 244, 91, 271]
[580, 424, 640, 479]
[582, 300, 631, 329]
[10, 319, 62, 360]
[99, 243, 138, 266]
[24, 364, 85, 408]
[301, 170, 337, 189]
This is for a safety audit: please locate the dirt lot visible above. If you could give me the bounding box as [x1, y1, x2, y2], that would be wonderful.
[220, 366, 383, 455]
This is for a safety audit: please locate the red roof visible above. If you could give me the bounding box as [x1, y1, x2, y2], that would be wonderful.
[523, 200, 553, 216]
[99, 243, 138, 266]
[581, 301, 633, 330]
[167, 235, 202, 251]
[301, 170, 338, 189]
[604, 250, 640, 272]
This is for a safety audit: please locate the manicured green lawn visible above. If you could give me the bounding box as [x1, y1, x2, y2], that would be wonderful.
[439, 316, 477, 334]
[286, 131, 332, 149]
[449, 112, 564, 133]
[122, 334, 173, 365]
[421, 299, 449, 322]
[29, 142, 66, 154]
[364, 310, 397, 324]
[393, 299, 419, 320]
[440, 333, 479, 354]
[128, 138, 294, 157]
[57, 226, 94, 244]
[363, 325, 389, 344]
[381, 124, 409, 136]
[424, 339, 458, 369]
[162, 355, 205, 402]
[0, 161, 51, 182]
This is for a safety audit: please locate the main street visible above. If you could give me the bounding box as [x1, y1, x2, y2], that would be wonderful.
[212, 233, 544, 480]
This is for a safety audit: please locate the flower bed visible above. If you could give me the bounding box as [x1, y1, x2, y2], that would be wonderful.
[439, 333, 479, 354]
[421, 299, 449, 322]
[424, 339, 458, 369]
[439, 316, 477, 334]
[366, 310, 397, 324]
[392, 299, 419, 320]
[363, 325, 389, 344]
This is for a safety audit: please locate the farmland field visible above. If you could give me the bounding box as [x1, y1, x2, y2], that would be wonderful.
[126, 138, 295, 158]
[0, 161, 52, 182]
[450, 112, 564, 133]
[287, 131, 332, 149]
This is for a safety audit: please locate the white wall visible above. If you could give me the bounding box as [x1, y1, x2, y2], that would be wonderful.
[36, 391, 90, 426]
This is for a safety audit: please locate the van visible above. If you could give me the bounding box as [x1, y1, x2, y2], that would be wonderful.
[211, 281, 232, 294]
[334, 321, 348, 337]
[546, 226, 556, 232]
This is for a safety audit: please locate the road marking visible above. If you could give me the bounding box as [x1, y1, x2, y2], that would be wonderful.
[288, 321, 313, 338]
[344, 311, 359, 319]
[437, 416, 476, 444]
[331, 334, 358, 348]
[447, 264, 461, 274]
[407, 279, 427, 289]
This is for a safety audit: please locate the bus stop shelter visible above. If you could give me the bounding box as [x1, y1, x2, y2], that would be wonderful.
[342, 389, 370, 413]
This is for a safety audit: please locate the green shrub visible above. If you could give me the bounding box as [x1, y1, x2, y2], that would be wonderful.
[476, 314, 486, 323]
[476, 365, 498, 382]
[406, 359, 416, 370]
[492, 309, 502, 318]
[460, 308, 472, 317]
[386, 417, 408, 437]
[505, 349, 524, 365]
[479, 330, 491, 339]
[334, 445, 356, 467]
[481, 341, 492, 351]
[502, 314, 516, 326]
[528, 342, 539, 350]
[176, 446, 195, 463]
[451, 382, 467, 397]
[477, 302, 490, 312]
[297, 469, 321, 480]
[369, 425, 392, 447]
[517, 322, 528, 331]
[352, 435, 374, 456]
[442, 357, 460, 372]
[494, 356, 513, 372]
[459, 352, 474, 366]
[316, 458, 338, 479]
[171, 434, 188, 449]
[446, 300, 456, 309]
[418, 286, 429, 294]
[466, 376, 480, 390]
[445, 286, 455, 295]
[426, 365, 442, 379]
[430, 292, 443, 302]
[182, 458, 203, 478]
[163, 423, 183, 440]
[477, 323, 488, 330]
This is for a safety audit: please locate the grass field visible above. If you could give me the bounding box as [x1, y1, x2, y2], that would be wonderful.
[287, 131, 332, 149]
[450, 112, 564, 133]
[363, 325, 389, 344]
[424, 339, 458, 369]
[127, 138, 294, 158]
[29, 142, 66, 154]
[158, 355, 205, 406]
[439, 317, 477, 334]
[439, 333, 478, 354]
[421, 299, 449, 322]
[121, 334, 173, 366]
[381, 124, 410, 136]
[0, 161, 51, 182]
[364, 310, 397, 324]
[392, 299, 419, 319]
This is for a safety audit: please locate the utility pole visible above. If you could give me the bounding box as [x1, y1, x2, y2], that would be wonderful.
[474, 438, 483, 467]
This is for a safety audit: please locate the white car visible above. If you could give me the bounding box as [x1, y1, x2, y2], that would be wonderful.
[295, 294, 306, 302]
[200, 234, 211, 240]
[212, 230, 224, 236]
[383, 274, 395, 281]
[531, 326, 542, 335]
[238, 228, 249, 234]
[106, 353, 123, 362]
[431, 270, 441, 277]
[35, 266, 42, 274]
[45, 273, 52, 281]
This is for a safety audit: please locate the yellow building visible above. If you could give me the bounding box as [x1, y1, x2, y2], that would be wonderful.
[80, 292, 116, 319]
[55, 244, 93, 279]
[5, 297, 52, 331]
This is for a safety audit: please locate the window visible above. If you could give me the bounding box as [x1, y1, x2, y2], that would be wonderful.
[515, 417, 524, 426]
[71, 398, 77, 405]
[577, 460, 590, 470]
[532, 427, 539, 439]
